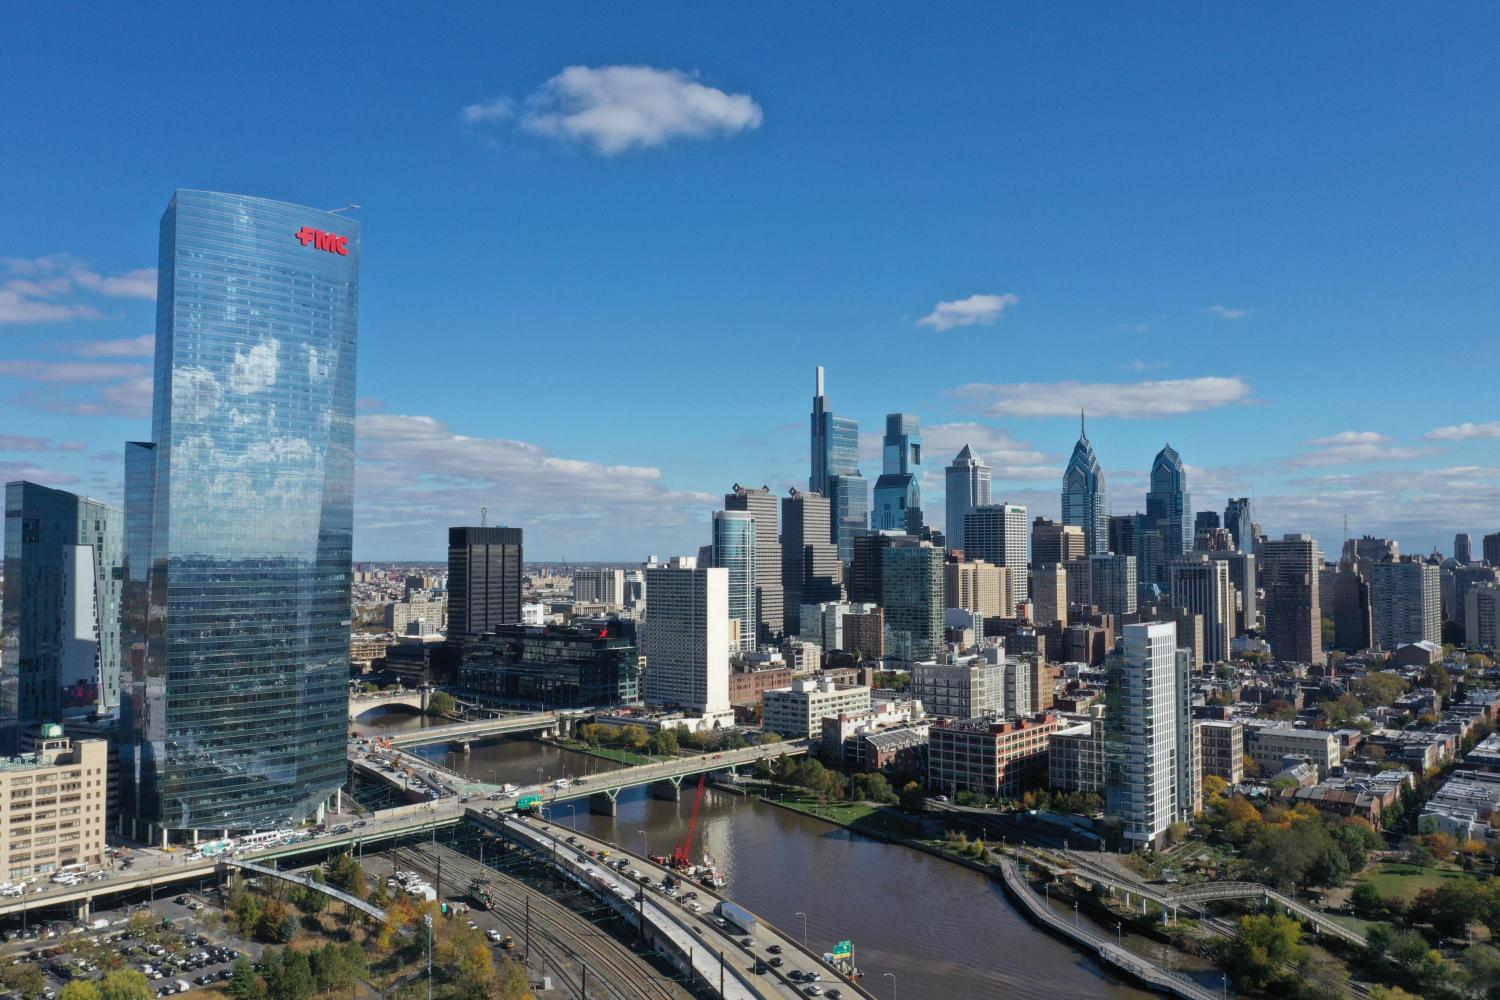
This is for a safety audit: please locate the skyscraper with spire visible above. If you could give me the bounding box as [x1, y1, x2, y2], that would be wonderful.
[809, 366, 867, 562]
[944, 444, 991, 552]
[1147, 444, 1192, 584]
[1061, 411, 1109, 556]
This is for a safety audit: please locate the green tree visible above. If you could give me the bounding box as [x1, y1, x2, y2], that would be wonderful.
[311, 943, 354, 993]
[325, 852, 367, 898]
[425, 690, 458, 716]
[265, 949, 315, 1000]
[59, 984, 102, 1000]
[495, 957, 535, 1000]
[98, 969, 151, 1000]
[1351, 881, 1386, 918]
[899, 780, 927, 811]
[227, 957, 259, 999]
[1355, 670, 1409, 708]
[1225, 913, 1303, 991]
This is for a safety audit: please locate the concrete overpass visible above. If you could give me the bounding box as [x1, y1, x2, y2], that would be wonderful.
[376, 712, 563, 748]
[225, 859, 387, 921]
[542, 740, 809, 815]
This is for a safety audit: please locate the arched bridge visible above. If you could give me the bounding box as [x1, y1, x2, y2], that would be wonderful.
[349, 689, 429, 720]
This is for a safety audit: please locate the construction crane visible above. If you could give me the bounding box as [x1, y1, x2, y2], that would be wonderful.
[671, 773, 709, 869]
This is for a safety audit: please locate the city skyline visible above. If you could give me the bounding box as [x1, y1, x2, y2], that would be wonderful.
[3, 5, 1499, 561]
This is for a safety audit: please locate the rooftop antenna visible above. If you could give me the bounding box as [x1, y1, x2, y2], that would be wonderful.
[327, 203, 361, 214]
[481, 506, 488, 527]
[1080, 408, 1086, 439]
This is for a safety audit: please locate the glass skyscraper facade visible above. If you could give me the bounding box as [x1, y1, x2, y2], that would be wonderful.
[711, 510, 757, 652]
[1061, 414, 1109, 556]
[1146, 443, 1192, 583]
[873, 412, 922, 533]
[122, 190, 357, 839]
[809, 367, 867, 562]
[2, 483, 124, 746]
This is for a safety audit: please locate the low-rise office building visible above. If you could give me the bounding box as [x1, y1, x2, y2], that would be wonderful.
[1198, 720, 1244, 784]
[928, 712, 1060, 799]
[0, 729, 108, 881]
[1245, 723, 1341, 778]
[459, 624, 639, 708]
[763, 678, 872, 740]
[1048, 711, 1104, 793]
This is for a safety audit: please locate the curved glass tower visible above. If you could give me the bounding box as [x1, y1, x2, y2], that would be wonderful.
[1061, 412, 1109, 555]
[1147, 443, 1192, 567]
[123, 190, 357, 840]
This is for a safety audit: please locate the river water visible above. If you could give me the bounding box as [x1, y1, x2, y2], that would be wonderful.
[359, 710, 1160, 999]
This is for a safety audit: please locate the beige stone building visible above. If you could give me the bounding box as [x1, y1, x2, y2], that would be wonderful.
[0, 729, 108, 881]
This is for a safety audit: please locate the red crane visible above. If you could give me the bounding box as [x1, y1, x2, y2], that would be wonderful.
[670, 773, 708, 868]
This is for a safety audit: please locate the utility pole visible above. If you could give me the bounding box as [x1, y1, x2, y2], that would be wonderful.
[719, 950, 724, 997]
[525, 896, 531, 963]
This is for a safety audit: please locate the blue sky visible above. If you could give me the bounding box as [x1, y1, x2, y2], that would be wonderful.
[3, 3, 1498, 560]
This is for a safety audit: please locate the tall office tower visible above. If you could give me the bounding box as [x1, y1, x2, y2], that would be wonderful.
[1135, 523, 1165, 596]
[880, 539, 945, 661]
[1223, 498, 1252, 552]
[724, 484, 783, 642]
[944, 559, 1007, 620]
[1089, 554, 1139, 617]
[1108, 514, 1137, 558]
[781, 489, 841, 634]
[1063, 557, 1093, 609]
[808, 367, 867, 561]
[1208, 550, 1258, 636]
[1261, 534, 1325, 665]
[1449, 566, 1500, 626]
[873, 414, 923, 533]
[1, 483, 124, 742]
[1455, 533, 1473, 564]
[944, 445, 991, 551]
[1167, 553, 1234, 663]
[1029, 564, 1068, 627]
[1146, 444, 1192, 570]
[123, 190, 357, 840]
[1061, 413, 1110, 556]
[1331, 567, 1373, 652]
[642, 560, 731, 718]
[849, 531, 903, 605]
[1485, 533, 1500, 567]
[1106, 621, 1180, 850]
[449, 526, 523, 635]
[572, 568, 626, 606]
[1194, 511, 1220, 535]
[1175, 649, 1200, 820]
[1369, 559, 1441, 650]
[963, 504, 1029, 617]
[1031, 517, 1086, 565]
[1466, 583, 1500, 650]
[711, 510, 758, 653]
[1346, 535, 1400, 565]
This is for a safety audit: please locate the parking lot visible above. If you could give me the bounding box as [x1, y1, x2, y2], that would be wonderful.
[1, 891, 264, 999]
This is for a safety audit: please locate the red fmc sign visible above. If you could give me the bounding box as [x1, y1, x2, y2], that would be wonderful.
[294, 226, 349, 255]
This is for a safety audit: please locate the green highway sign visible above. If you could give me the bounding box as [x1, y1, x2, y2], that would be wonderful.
[831, 940, 852, 959]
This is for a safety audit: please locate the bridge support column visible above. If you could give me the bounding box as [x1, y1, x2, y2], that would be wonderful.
[589, 791, 619, 816]
[650, 780, 682, 802]
[76, 897, 89, 921]
[420, 688, 430, 714]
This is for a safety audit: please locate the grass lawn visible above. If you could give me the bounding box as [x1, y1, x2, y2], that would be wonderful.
[763, 786, 926, 839]
[1358, 863, 1471, 901]
[553, 739, 659, 767]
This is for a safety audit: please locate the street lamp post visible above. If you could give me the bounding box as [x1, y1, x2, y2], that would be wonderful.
[1073, 901, 1079, 927]
[795, 911, 808, 947]
[637, 829, 648, 858]
[883, 971, 897, 1000]
[1115, 921, 1122, 948]
[1222, 974, 1228, 1000]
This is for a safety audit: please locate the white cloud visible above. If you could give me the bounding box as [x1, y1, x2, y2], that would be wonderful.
[461, 96, 515, 124]
[0, 435, 86, 453]
[947, 376, 1252, 419]
[355, 412, 717, 556]
[509, 65, 763, 155]
[922, 422, 1051, 469]
[0, 290, 103, 324]
[0, 255, 156, 324]
[63, 334, 155, 357]
[1288, 430, 1433, 468]
[0, 360, 148, 382]
[1205, 304, 1248, 320]
[1424, 421, 1500, 441]
[1124, 359, 1168, 372]
[916, 293, 1018, 332]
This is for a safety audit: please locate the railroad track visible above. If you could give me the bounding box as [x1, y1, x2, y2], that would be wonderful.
[393, 840, 691, 1000]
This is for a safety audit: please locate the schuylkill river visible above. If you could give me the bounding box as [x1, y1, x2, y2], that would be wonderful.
[358, 709, 1163, 998]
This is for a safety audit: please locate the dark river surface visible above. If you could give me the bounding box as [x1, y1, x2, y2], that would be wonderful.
[358, 710, 1174, 999]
